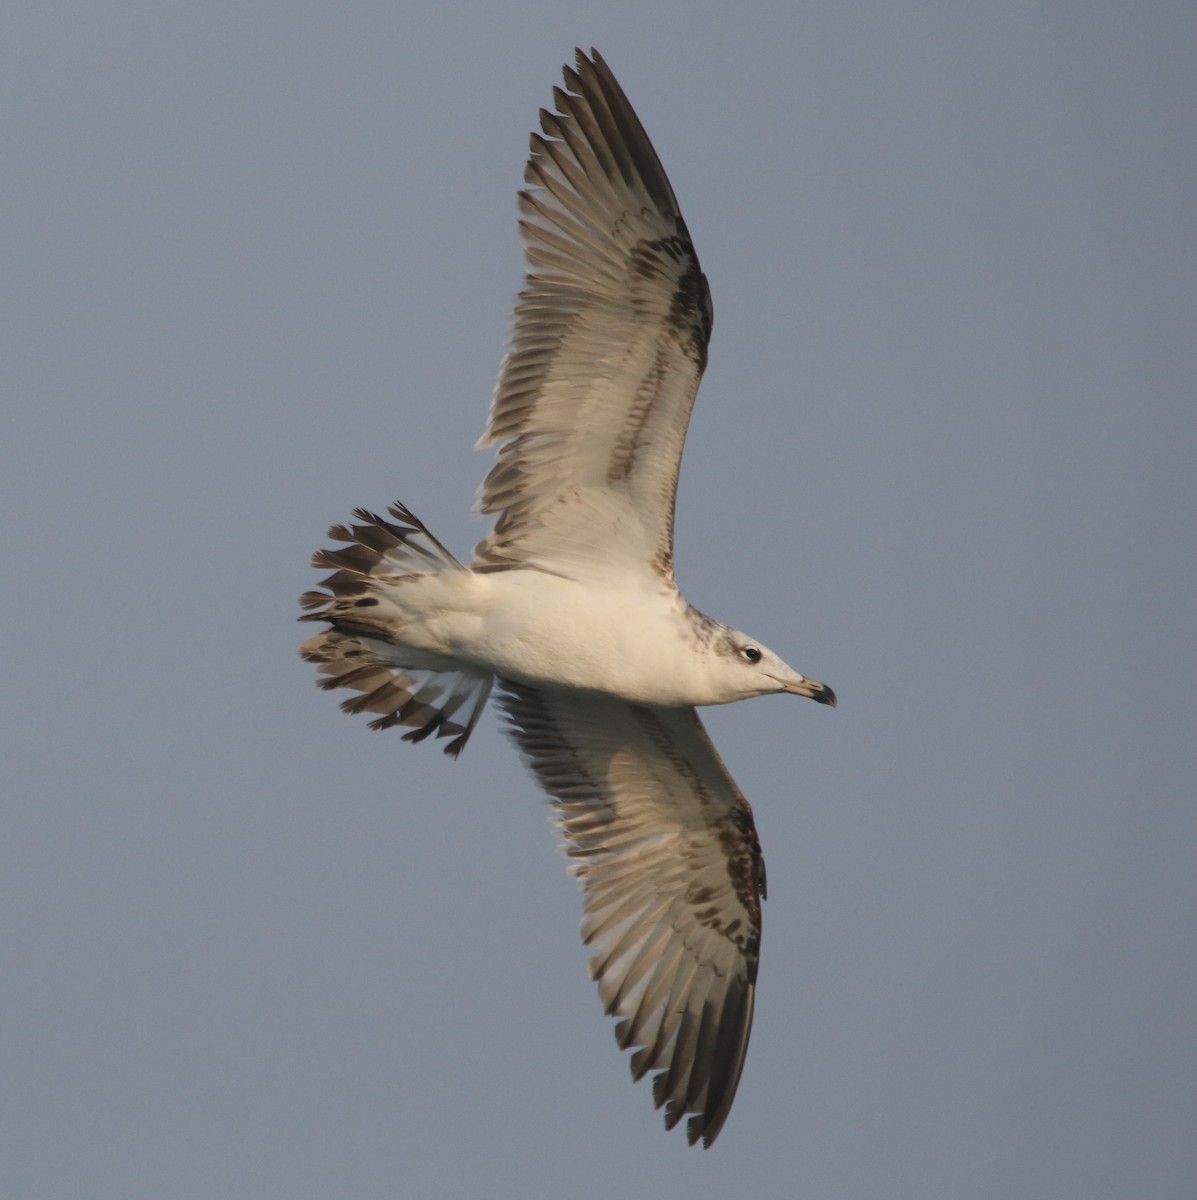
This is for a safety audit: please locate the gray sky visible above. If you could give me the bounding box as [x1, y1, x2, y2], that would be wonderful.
[5, 3, 1195, 1197]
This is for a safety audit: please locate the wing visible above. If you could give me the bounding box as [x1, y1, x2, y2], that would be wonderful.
[473, 48, 713, 584]
[498, 682, 765, 1147]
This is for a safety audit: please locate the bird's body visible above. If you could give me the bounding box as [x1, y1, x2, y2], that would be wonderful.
[422, 570, 703, 702]
[300, 49, 834, 1146]
[310, 555, 816, 706]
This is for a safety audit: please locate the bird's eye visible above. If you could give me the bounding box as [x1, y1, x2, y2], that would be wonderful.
[742, 646, 762, 663]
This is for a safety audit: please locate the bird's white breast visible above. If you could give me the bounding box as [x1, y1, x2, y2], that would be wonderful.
[391, 568, 720, 705]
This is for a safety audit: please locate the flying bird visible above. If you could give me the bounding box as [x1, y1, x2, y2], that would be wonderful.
[299, 48, 835, 1147]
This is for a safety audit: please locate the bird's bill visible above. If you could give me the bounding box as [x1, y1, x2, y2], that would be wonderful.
[778, 675, 837, 707]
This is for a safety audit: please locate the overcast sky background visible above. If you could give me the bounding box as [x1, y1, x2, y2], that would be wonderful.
[5, 3, 1194, 1198]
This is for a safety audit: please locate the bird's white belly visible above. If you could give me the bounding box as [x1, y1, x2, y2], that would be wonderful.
[397, 569, 706, 704]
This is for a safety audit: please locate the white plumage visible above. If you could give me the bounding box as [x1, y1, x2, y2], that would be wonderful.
[299, 48, 834, 1146]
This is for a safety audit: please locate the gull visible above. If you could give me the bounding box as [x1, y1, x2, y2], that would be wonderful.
[299, 48, 835, 1147]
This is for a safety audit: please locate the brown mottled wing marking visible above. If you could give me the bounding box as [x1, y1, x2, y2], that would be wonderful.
[474, 48, 713, 583]
[498, 682, 765, 1147]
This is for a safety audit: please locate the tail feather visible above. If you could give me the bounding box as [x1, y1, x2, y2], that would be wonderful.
[300, 503, 465, 614]
[299, 502, 492, 757]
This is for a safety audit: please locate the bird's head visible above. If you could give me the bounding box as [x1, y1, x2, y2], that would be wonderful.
[709, 630, 837, 707]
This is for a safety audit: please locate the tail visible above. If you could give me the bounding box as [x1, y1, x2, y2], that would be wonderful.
[299, 503, 492, 758]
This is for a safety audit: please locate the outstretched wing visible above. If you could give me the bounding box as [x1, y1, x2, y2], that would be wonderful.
[498, 682, 765, 1147]
[474, 48, 713, 584]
